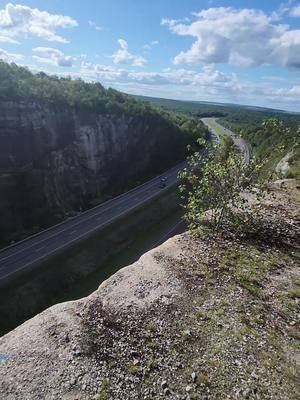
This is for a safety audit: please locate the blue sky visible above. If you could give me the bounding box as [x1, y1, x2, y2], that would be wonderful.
[0, 1, 300, 111]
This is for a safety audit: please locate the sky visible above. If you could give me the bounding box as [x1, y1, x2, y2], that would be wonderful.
[0, 1, 300, 112]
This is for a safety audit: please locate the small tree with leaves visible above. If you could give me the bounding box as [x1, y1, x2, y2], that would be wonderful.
[179, 138, 268, 236]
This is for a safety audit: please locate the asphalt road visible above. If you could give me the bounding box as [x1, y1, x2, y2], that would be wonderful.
[0, 122, 247, 283]
[202, 118, 250, 164]
[0, 161, 186, 282]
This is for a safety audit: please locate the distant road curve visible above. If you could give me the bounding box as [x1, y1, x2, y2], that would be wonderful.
[202, 117, 250, 164]
[0, 161, 186, 283]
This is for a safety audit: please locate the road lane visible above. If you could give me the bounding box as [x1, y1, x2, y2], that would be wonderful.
[0, 126, 225, 283]
[0, 163, 182, 259]
[202, 117, 250, 164]
[0, 161, 186, 281]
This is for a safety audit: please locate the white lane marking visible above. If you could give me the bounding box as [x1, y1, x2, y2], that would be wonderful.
[0, 187, 179, 281]
[0, 165, 184, 263]
[0, 161, 185, 260]
[35, 246, 45, 252]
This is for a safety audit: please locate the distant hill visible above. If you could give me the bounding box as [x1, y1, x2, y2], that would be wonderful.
[135, 94, 300, 178]
[134, 94, 298, 116]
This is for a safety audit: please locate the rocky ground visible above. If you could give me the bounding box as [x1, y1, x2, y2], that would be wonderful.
[0, 180, 299, 400]
[276, 151, 294, 176]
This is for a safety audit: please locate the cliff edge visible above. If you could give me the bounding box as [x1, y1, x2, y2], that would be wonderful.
[0, 181, 299, 400]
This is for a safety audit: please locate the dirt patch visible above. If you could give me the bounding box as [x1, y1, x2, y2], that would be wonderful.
[0, 182, 299, 400]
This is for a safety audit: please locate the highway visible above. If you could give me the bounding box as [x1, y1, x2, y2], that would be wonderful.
[0, 161, 186, 282]
[0, 121, 248, 283]
[202, 118, 250, 164]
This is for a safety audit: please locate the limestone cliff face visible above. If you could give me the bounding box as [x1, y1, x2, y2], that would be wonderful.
[0, 101, 184, 241]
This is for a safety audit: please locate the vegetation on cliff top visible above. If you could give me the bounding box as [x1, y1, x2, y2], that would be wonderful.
[180, 139, 267, 235]
[219, 114, 300, 178]
[138, 95, 300, 178]
[0, 61, 208, 145]
[0, 61, 209, 245]
[180, 116, 299, 245]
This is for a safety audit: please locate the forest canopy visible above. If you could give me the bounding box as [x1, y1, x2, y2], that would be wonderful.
[0, 61, 209, 146]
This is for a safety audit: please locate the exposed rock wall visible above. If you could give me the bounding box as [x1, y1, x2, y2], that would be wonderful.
[0, 179, 299, 400]
[0, 101, 185, 242]
[275, 150, 294, 175]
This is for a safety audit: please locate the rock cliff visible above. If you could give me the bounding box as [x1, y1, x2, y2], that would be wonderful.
[0, 181, 299, 399]
[0, 100, 187, 242]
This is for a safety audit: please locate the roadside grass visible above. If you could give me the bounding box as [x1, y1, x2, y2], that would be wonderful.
[0, 185, 183, 336]
[62, 208, 184, 302]
[202, 118, 230, 143]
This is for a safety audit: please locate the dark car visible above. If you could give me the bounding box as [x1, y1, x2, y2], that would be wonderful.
[159, 177, 167, 188]
[159, 182, 166, 188]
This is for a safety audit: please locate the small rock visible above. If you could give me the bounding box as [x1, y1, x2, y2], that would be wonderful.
[191, 372, 197, 383]
[161, 380, 168, 389]
[243, 389, 251, 398]
[70, 377, 77, 385]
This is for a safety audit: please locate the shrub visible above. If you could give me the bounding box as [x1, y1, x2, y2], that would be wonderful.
[179, 139, 268, 235]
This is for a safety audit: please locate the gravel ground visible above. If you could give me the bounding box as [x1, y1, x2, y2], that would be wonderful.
[0, 180, 299, 400]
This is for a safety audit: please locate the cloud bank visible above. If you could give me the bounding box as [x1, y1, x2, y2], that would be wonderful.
[77, 61, 300, 111]
[162, 7, 300, 69]
[0, 3, 77, 43]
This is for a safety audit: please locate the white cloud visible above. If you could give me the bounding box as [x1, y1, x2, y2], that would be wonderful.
[88, 20, 102, 31]
[274, 85, 300, 95]
[0, 3, 77, 43]
[0, 47, 23, 61]
[32, 47, 74, 67]
[80, 62, 237, 88]
[76, 61, 300, 111]
[80, 62, 128, 81]
[270, 0, 295, 20]
[143, 40, 159, 50]
[162, 7, 300, 69]
[0, 35, 19, 44]
[112, 39, 146, 67]
[5, 55, 298, 111]
[290, 5, 300, 16]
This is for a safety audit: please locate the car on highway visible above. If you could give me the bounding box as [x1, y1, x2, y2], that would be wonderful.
[159, 177, 167, 188]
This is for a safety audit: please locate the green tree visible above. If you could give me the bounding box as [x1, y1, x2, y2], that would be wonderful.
[179, 139, 267, 236]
